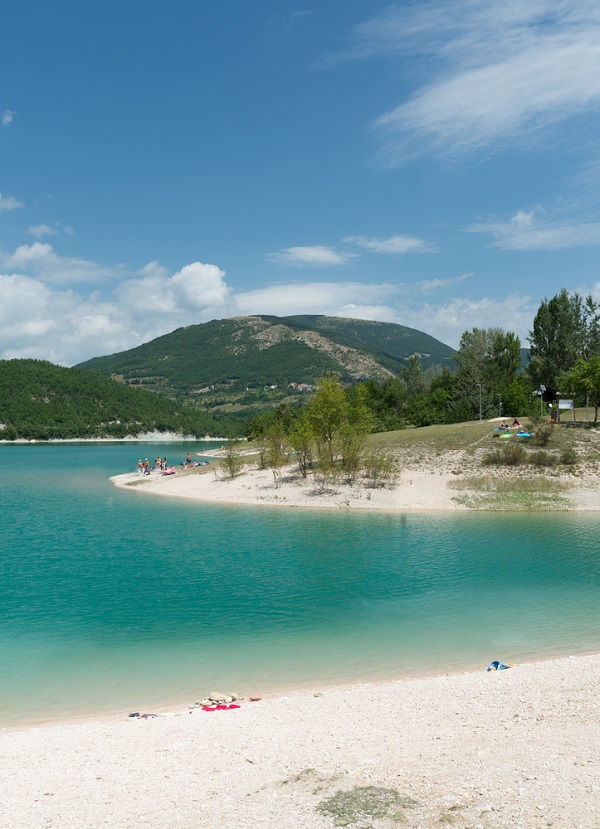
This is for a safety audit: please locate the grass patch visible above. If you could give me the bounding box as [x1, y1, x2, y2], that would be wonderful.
[449, 476, 569, 510]
[368, 420, 492, 453]
[317, 786, 418, 827]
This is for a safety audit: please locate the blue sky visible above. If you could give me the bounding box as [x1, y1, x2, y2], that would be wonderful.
[2, 0, 600, 365]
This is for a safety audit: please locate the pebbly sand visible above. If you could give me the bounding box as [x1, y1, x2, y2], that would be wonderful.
[2, 653, 599, 828]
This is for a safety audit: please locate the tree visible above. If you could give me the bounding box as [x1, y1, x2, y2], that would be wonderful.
[288, 413, 314, 478]
[528, 289, 600, 387]
[561, 358, 600, 422]
[452, 327, 522, 420]
[261, 419, 290, 485]
[401, 354, 427, 397]
[305, 374, 349, 467]
[303, 374, 372, 481]
[486, 330, 522, 390]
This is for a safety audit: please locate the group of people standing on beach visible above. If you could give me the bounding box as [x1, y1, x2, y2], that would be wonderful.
[136, 457, 169, 475]
[135, 452, 209, 477]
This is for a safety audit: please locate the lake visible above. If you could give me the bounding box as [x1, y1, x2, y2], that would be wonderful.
[1, 441, 600, 725]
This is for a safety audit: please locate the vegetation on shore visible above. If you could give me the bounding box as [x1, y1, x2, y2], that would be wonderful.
[220, 375, 399, 489]
[6, 288, 600, 444]
[0, 359, 244, 440]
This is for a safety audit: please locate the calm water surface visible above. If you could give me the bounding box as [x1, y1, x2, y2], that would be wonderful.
[1, 442, 600, 725]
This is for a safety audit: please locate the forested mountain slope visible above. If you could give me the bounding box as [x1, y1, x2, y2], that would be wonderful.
[75, 315, 455, 399]
[0, 359, 238, 440]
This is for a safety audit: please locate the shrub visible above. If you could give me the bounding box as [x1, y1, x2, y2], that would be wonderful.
[535, 424, 553, 446]
[528, 450, 557, 467]
[220, 440, 245, 479]
[482, 443, 526, 466]
[560, 447, 578, 465]
[362, 452, 399, 487]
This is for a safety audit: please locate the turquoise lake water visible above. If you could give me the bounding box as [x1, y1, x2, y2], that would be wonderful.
[1, 441, 600, 725]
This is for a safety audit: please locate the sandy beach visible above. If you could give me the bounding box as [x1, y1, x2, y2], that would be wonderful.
[110, 441, 600, 512]
[2, 653, 599, 828]
[111, 462, 465, 511]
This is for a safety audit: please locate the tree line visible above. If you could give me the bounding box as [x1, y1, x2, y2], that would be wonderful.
[247, 288, 600, 438]
[0, 359, 245, 440]
[235, 374, 397, 488]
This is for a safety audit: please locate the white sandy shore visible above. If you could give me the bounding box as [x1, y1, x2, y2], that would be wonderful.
[2, 653, 599, 828]
[111, 464, 465, 511]
[111, 454, 600, 512]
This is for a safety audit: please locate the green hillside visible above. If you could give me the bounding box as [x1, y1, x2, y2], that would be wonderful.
[275, 315, 455, 372]
[75, 315, 455, 406]
[0, 359, 240, 440]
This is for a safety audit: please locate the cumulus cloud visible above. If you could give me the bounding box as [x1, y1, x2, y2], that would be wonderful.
[467, 207, 600, 249]
[0, 274, 131, 364]
[0, 257, 236, 364]
[0, 193, 24, 211]
[0, 241, 538, 364]
[1, 110, 15, 126]
[397, 293, 537, 348]
[332, 1, 600, 162]
[345, 234, 435, 254]
[116, 260, 234, 318]
[0, 242, 116, 284]
[26, 224, 58, 240]
[266, 245, 355, 267]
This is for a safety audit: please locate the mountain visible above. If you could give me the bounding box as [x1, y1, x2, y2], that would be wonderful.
[0, 359, 241, 440]
[75, 315, 455, 408]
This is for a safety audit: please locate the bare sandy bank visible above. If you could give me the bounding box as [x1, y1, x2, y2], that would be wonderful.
[2, 653, 599, 828]
[110, 450, 600, 512]
[111, 463, 466, 511]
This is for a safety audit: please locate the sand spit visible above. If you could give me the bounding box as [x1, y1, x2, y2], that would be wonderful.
[2, 653, 599, 828]
[111, 463, 464, 511]
[111, 451, 600, 512]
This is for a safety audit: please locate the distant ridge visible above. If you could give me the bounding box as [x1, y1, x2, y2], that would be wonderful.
[76, 315, 454, 396]
[0, 359, 237, 440]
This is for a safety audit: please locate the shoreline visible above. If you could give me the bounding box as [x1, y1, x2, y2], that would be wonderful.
[110, 461, 467, 512]
[3, 645, 599, 732]
[0, 434, 229, 444]
[110, 459, 600, 512]
[3, 651, 600, 827]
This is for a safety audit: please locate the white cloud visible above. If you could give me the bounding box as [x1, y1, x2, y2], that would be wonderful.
[1, 110, 15, 126]
[236, 281, 398, 316]
[0, 193, 24, 211]
[336, 1, 600, 161]
[345, 234, 435, 254]
[467, 207, 600, 249]
[0, 274, 131, 364]
[116, 260, 234, 318]
[0, 244, 538, 364]
[417, 273, 471, 294]
[0, 258, 236, 365]
[266, 245, 355, 267]
[334, 304, 402, 323]
[398, 293, 537, 348]
[1, 242, 117, 284]
[288, 10, 311, 28]
[26, 224, 58, 240]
